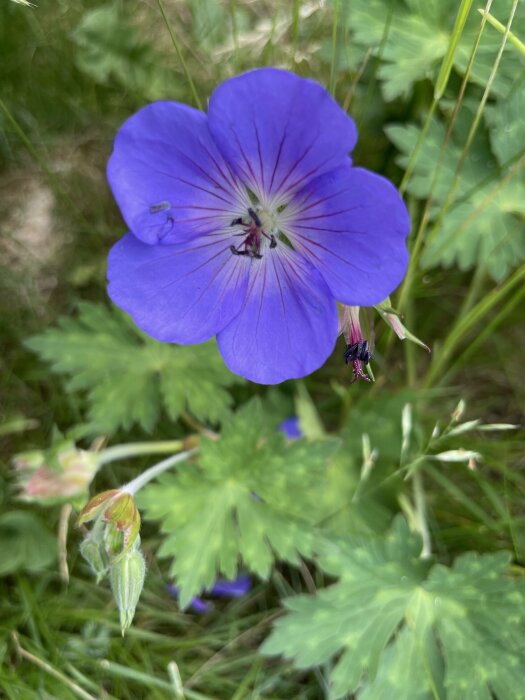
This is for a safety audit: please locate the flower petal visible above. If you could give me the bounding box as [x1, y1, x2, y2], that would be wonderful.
[279, 417, 302, 440]
[282, 163, 410, 306]
[217, 249, 338, 384]
[107, 102, 249, 245]
[210, 575, 252, 597]
[107, 232, 251, 344]
[208, 68, 357, 204]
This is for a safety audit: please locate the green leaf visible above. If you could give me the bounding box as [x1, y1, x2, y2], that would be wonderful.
[385, 116, 495, 202]
[26, 302, 242, 433]
[422, 175, 525, 282]
[72, 4, 179, 101]
[262, 517, 525, 700]
[0, 511, 57, 576]
[343, 0, 525, 101]
[138, 399, 340, 608]
[386, 118, 525, 281]
[73, 6, 149, 93]
[344, 0, 449, 101]
[73, 6, 151, 84]
[485, 83, 525, 165]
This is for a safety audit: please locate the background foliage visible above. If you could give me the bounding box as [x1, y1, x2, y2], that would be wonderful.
[1, 0, 524, 698]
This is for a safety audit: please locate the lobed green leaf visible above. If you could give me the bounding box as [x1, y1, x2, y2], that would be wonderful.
[263, 517, 525, 700]
[26, 302, 242, 433]
[138, 398, 340, 608]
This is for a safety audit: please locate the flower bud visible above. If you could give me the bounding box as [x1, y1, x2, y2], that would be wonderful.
[110, 545, 146, 635]
[451, 399, 466, 423]
[79, 533, 108, 583]
[375, 298, 430, 352]
[78, 490, 141, 559]
[432, 449, 482, 463]
[104, 494, 140, 546]
[339, 305, 373, 383]
[77, 489, 120, 525]
[13, 443, 98, 505]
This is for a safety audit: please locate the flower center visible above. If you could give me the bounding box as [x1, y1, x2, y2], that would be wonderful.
[229, 207, 277, 260]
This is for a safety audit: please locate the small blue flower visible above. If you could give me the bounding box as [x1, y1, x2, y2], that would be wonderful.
[167, 575, 252, 613]
[279, 417, 302, 440]
[107, 68, 410, 384]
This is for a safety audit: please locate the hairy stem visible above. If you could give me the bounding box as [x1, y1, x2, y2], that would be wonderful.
[123, 449, 198, 496]
[97, 440, 185, 467]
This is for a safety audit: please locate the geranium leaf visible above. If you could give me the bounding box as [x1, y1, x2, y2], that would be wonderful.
[26, 302, 243, 433]
[386, 119, 525, 281]
[343, 0, 525, 101]
[485, 85, 525, 166]
[138, 398, 340, 608]
[262, 517, 525, 700]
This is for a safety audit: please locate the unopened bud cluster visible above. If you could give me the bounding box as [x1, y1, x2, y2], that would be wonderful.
[13, 440, 98, 505]
[78, 489, 144, 634]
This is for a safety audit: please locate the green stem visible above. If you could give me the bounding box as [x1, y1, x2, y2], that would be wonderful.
[156, 0, 203, 111]
[413, 469, 432, 559]
[434, 0, 475, 99]
[456, 263, 486, 324]
[425, 151, 525, 266]
[436, 279, 525, 388]
[329, 0, 340, 96]
[291, 0, 302, 66]
[392, 0, 494, 321]
[97, 440, 185, 467]
[99, 659, 212, 699]
[12, 633, 97, 700]
[481, 7, 525, 55]
[424, 264, 525, 388]
[123, 449, 197, 496]
[403, 2, 481, 192]
[0, 97, 88, 224]
[399, 99, 438, 196]
[426, 0, 517, 249]
[229, 0, 240, 69]
[404, 299, 417, 388]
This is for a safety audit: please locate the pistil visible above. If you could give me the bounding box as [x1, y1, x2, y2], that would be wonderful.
[230, 207, 277, 259]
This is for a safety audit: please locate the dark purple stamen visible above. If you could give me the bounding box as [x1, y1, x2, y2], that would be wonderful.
[229, 208, 276, 259]
[248, 207, 262, 227]
[344, 340, 373, 384]
[344, 340, 373, 365]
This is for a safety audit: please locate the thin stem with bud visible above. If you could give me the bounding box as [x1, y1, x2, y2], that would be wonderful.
[122, 449, 198, 497]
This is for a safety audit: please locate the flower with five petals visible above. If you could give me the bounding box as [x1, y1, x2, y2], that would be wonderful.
[107, 68, 410, 384]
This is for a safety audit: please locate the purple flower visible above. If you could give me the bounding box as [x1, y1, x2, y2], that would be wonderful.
[167, 575, 252, 613]
[107, 68, 409, 384]
[279, 417, 302, 440]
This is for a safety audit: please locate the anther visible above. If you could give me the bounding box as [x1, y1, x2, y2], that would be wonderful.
[248, 207, 262, 227]
[344, 340, 373, 366]
[149, 201, 171, 214]
[230, 217, 244, 226]
[230, 245, 245, 256]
